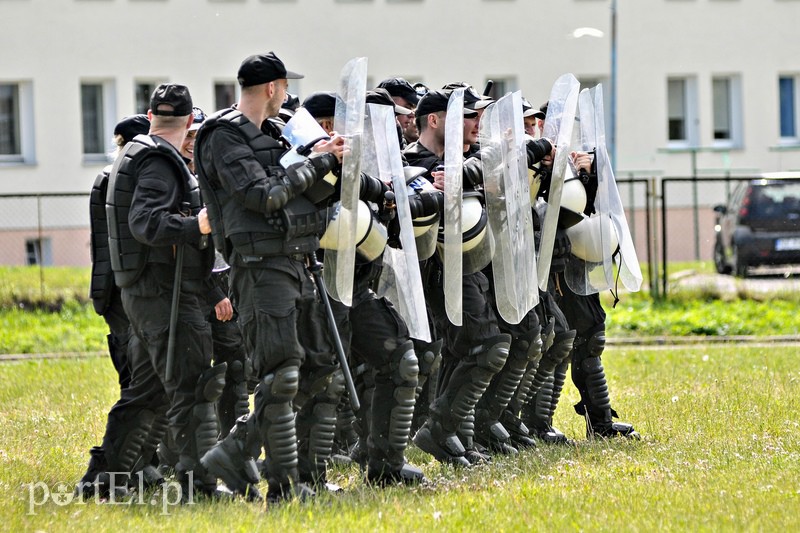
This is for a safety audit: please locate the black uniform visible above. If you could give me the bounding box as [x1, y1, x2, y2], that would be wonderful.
[195, 109, 338, 501]
[87, 135, 222, 499]
[405, 140, 511, 467]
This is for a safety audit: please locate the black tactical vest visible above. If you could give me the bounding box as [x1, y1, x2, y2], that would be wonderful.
[106, 135, 208, 288]
[89, 166, 114, 314]
[195, 108, 325, 260]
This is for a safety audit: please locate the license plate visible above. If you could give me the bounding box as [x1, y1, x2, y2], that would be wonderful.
[775, 237, 800, 251]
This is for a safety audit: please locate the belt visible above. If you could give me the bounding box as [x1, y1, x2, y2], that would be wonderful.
[238, 253, 307, 265]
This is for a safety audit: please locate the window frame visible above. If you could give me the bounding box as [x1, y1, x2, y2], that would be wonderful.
[0, 80, 35, 165]
[711, 74, 743, 149]
[80, 79, 117, 162]
[778, 74, 800, 145]
[666, 75, 699, 149]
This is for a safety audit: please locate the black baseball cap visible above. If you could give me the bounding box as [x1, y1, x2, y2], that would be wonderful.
[189, 107, 206, 131]
[113, 114, 150, 143]
[366, 88, 412, 115]
[416, 89, 478, 118]
[376, 77, 419, 106]
[441, 82, 493, 111]
[237, 52, 304, 87]
[302, 91, 337, 119]
[149, 84, 193, 116]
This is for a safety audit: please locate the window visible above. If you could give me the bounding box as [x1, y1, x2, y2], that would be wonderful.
[667, 76, 698, 146]
[214, 82, 237, 111]
[711, 75, 742, 147]
[484, 77, 517, 101]
[81, 80, 116, 159]
[135, 81, 160, 114]
[779, 75, 798, 142]
[0, 84, 20, 157]
[25, 238, 52, 266]
[0, 81, 34, 163]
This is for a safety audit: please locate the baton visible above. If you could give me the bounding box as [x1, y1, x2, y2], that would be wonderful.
[165, 243, 184, 382]
[306, 252, 361, 412]
[483, 80, 494, 97]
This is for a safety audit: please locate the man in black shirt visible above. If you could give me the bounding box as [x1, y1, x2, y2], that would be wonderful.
[195, 52, 345, 504]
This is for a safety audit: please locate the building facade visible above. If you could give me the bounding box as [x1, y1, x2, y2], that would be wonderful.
[1, 0, 799, 266]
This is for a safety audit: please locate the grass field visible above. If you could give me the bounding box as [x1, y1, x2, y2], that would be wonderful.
[2, 344, 798, 531]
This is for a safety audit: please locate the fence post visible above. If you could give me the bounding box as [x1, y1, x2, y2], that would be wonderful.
[37, 194, 44, 300]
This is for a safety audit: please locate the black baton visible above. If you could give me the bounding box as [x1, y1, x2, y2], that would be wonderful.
[306, 252, 360, 412]
[165, 243, 184, 383]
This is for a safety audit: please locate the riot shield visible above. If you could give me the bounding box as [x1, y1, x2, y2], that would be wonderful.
[536, 74, 580, 290]
[443, 88, 465, 326]
[565, 85, 641, 294]
[324, 57, 367, 306]
[369, 104, 431, 342]
[481, 91, 538, 324]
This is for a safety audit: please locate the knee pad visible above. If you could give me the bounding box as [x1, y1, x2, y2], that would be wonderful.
[511, 326, 543, 362]
[542, 330, 576, 367]
[415, 338, 443, 378]
[389, 341, 419, 387]
[197, 363, 228, 402]
[476, 334, 512, 374]
[226, 360, 246, 385]
[586, 330, 605, 358]
[262, 364, 300, 404]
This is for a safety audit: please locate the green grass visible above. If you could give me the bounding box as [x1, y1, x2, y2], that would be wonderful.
[2, 345, 798, 530]
[2, 264, 800, 354]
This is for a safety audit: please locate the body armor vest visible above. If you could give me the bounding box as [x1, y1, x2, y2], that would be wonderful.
[195, 108, 327, 260]
[106, 135, 209, 288]
[89, 166, 114, 314]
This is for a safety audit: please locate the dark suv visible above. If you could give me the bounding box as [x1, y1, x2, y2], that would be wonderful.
[713, 174, 800, 277]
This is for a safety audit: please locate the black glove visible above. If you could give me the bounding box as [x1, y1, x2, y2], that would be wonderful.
[526, 138, 552, 168]
[579, 167, 598, 216]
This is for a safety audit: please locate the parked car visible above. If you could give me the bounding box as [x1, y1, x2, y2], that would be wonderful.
[713, 173, 800, 277]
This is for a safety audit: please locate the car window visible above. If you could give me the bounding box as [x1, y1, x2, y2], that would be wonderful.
[750, 181, 800, 217]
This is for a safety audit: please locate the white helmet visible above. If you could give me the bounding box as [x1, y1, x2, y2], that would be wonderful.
[558, 167, 587, 229]
[436, 191, 495, 274]
[565, 214, 619, 263]
[319, 200, 388, 262]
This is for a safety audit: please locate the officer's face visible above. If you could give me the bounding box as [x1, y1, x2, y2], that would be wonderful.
[181, 129, 198, 161]
[524, 117, 538, 137]
[267, 79, 288, 117]
[463, 114, 480, 145]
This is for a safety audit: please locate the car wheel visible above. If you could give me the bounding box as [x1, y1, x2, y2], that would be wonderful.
[713, 240, 732, 275]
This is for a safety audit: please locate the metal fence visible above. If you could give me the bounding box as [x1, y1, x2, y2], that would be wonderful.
[0, 178, 770, 299]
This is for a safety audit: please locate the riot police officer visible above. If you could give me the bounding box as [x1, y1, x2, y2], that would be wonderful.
[194, 52, 345, 504]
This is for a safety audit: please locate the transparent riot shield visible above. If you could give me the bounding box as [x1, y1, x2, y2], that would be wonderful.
[369, 104, 431, 342]
[481, 91, 538, 324]
[444, 88, 465, 326]
[324, 57, 367, 306]
[592, 85, 642, 292]
[536, 74, 580, 290]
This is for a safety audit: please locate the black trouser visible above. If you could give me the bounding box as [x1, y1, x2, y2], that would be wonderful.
[102, 288, 132, 390]
[231, 256, 337, 489]
[100, 265, 213, 476]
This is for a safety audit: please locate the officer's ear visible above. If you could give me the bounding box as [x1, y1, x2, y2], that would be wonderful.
[184, 114, 194, 131]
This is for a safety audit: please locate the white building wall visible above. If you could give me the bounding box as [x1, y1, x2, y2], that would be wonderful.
[1, 0, 799, 265]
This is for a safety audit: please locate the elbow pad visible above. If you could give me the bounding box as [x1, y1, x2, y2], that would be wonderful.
[359, 173, 389, 203]
[526, 138, 552, 167]
[303, 152, 340, 204]
[462, 157, 484, 187]
[408, 190, 443, 219]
